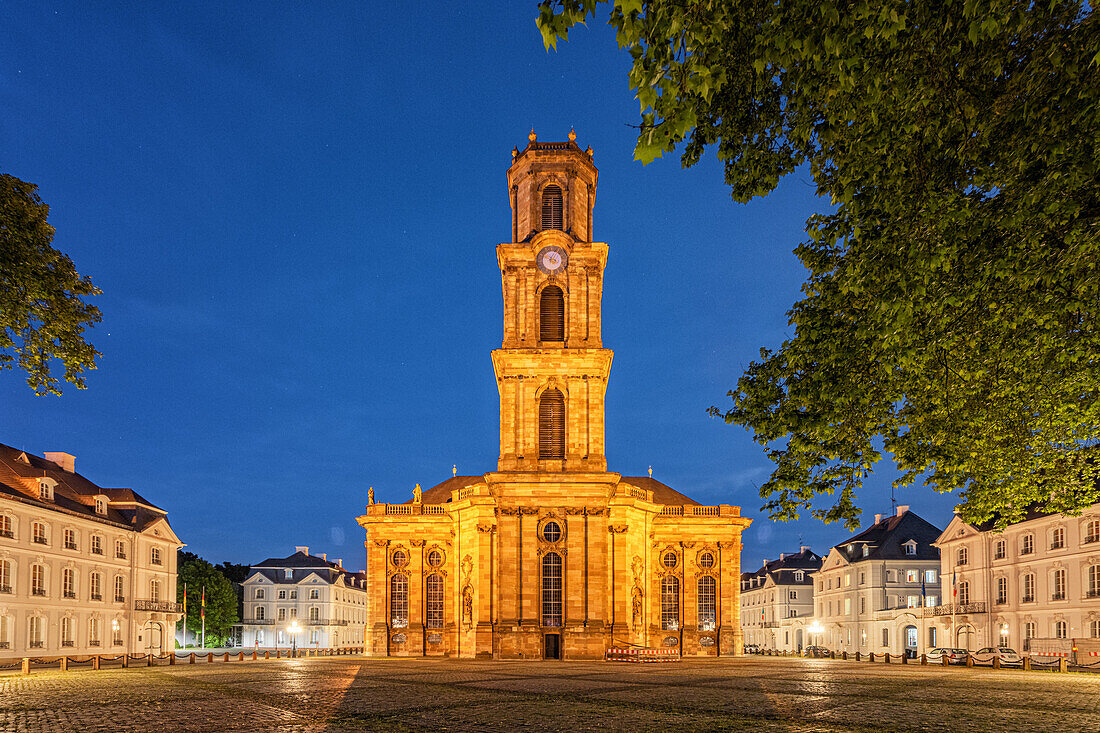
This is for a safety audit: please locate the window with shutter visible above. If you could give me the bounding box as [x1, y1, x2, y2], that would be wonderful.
[539, 389, 565, 459]
[541, 185, 563, 230]
[540, 285, 564, 341]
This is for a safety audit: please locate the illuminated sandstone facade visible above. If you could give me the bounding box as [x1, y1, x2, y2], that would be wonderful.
[357, 132, 751, 659]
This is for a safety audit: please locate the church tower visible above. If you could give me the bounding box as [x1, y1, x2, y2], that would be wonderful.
[492, 130, 611, 472]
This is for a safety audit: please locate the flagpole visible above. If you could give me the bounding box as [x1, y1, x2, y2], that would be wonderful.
[201, 585, 206, 649]
[182, 582, 188, 648]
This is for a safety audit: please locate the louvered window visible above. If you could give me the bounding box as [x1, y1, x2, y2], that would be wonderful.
[541, 185, 563, 230]
[539, 389, 565, 459]
[540, 285, 564, 341]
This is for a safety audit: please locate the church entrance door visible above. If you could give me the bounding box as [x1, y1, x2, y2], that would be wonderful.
[544, 633, 561, 660]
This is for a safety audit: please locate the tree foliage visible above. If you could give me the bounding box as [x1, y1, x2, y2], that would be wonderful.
[0, 173, 101, 395]
[177, 551, 240, 646]
[539, 0, 1100, 528]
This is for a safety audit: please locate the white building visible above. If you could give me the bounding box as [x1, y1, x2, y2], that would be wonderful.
[740, 547, 822, 652]
[812, 506, 943, 657]
[0, 444, 183, 656]
[240, 547, 367, 650]
[935, 503, 1100, 651]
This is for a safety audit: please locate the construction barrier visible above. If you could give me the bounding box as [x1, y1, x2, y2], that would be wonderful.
[1, 647, 366, 675]
[604, 647, 680, 663]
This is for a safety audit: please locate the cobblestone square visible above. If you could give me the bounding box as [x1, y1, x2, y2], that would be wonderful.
[1, 656, 1096, 732]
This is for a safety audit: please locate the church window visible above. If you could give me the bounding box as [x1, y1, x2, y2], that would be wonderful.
[541, 184, 563, 230]
[392, 550, 407, 568]
[390, 574, 408, 628]
[661, 576, 680, 630]
[662, 552, 677, 569]
[426, 573, 444, 628]
[542, 552, 563, 627]
[538, 389, 565, 459]
[699, 552, 715, 568]
[428, 550, 443, 567]
[539, 285, 565, 341]
[542, 521, 562, 543]
[697, 575, 716, 631]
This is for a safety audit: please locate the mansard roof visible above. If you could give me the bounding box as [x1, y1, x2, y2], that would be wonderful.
[829, 508, 943, 563]
[247, 551, 367, 587]
[0, 442, 172, 533]
[409, 474, 702, 507]
[741, 547, 822, 586]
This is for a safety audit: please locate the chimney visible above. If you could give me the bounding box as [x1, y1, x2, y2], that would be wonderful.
[800, 545, 811, 553]
[874, 513, 883, 524]
[320, 553, 327, 561]
[896, 504, 910, 517]
[45, 452, 75, 473]
[294, 546, 309, 556]
[333, 559, 343, 568]
[779, 553, 787, 560]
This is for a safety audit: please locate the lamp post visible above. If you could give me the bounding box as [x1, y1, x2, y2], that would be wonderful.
[1000, 623, 1009, 647]
[808, 622, 823, 656]
[288, 620, 300, 658]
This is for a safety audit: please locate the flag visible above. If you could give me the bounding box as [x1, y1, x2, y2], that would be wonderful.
[952, 570, 957, 599]
[201, 586, 206, 620]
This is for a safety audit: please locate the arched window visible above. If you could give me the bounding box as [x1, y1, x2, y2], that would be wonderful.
[541, 552, 563, 627]
[426, 573, 444, 629]
[1088, 565, 1100, 598]
[540, 285, 565, 341]
[697, 575, 716, 631]
[390, 574, 408, 628]
[1055, 620, 1067, 638]
[538, 389, 565, 459]
[661, 576, 680, 630]
[541, 184, 563, 230]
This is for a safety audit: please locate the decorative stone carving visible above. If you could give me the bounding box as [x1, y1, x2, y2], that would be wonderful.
[608, 524, 628, 534]
[410, 539, 425, 547]
[367, 487, 375, 505]
[413, 484, 422, 504]
[461, 555, 474, 629]
[477, 522, 496, 534]
[372, 540, 388, 549]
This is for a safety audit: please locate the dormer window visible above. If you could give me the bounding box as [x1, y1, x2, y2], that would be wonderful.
[862, 545, 870, 557]
[94, 496, 107, 515]
[903, 540, 917, 556]
[284, 569, 292, 580]
[38, 480, 54, 501]
[794, 571, 804, 582]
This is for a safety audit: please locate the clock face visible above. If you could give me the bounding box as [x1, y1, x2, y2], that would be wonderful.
[536, 245, 568, 275]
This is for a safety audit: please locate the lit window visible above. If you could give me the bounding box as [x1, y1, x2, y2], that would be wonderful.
[906, 570, 919, 583]
[309, 589, 319, 600]
[907, 595, 920, 608]
[924, 569, 937, 584]
[427, 573, 444, 629]
[542, 552, 563, 627]
[697, 576, 716, 631]
[660, 575, 680, 631]
[29, 616, 45, 648]
[390, 574, 408, 628]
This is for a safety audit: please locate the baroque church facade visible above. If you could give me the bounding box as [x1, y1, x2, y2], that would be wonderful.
[357, 132, 751, 659]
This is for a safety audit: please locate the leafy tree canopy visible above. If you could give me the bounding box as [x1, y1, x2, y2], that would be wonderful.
[0, 174, 101, 395]
[177, 552, 240, 646]
[539, 0, 1100, 528]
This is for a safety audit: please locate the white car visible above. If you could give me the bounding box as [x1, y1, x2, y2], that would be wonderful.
[927, 647, 969, 664]
[974, 647, 1023, 667]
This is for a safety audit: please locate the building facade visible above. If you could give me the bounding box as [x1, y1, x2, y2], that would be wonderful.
[239, 547, 368, 650]
[740, 547, 821, 652]
[934, 504, 1100, 651]
[357, 132, 752, 660]
[0, 444, 183, 656]
[812, 506, 943, 657]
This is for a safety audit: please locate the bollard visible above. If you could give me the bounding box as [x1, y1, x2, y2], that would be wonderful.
[966, 654, 974, 668]
[189, 652, 196, 664]
[884, 653, 891, 664]
[920, 654, 927, 665]
[1023, 656, 1031, 671]
[1059, 658, 1068, 673]
[238, 652, 244, 661]
[901, 653, 907, 665]
[993, 656, 1000, 670]
[207, 652, 214, 663]
[252, 650, 257, 660]
[21, 658, 29, 675]
[60, 657, 68, 672]
[169, 654, 176, 666]
[122, 655, 128, 668]
[855, 651, 861, 661]
[93, 656, 101, 670]
[842, 651, 848, 661]
[224, 652, 230, 662]
[869, 652, 875, 663]
[148, 654, 154, 667]
[265, 650, 270, 660]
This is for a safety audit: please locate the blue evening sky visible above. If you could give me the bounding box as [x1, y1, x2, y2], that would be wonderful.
[1, 2, 959, 571]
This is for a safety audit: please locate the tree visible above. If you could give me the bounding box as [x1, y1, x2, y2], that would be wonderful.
[177, 552, 240, 647]
[0, 173, 101, 395]
[539, 1, 1100, 528]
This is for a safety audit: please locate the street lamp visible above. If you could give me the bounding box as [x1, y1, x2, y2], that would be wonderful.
[1000, 623, 1009, 646]
[288, 620, 300, 658]
[808, 622, 823, 656]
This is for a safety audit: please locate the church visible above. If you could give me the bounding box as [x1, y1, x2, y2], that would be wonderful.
[357, 132, 751, 659]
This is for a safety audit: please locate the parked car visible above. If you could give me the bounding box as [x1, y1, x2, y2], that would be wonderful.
[927, 647, 969, 664]
[974, 647, 1023, 667]
[804, 645, 831, 658]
